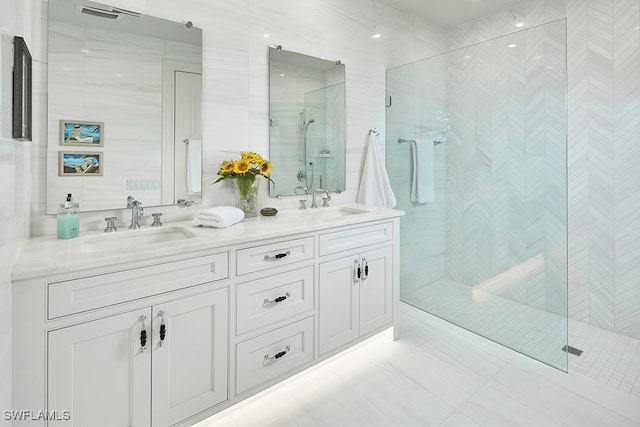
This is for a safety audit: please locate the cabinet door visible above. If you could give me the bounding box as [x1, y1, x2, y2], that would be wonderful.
[151, 288, 228, 427]
[359, 246, 393, 336]
[318, 256, 359, 355]
[48, 309, 152, 427]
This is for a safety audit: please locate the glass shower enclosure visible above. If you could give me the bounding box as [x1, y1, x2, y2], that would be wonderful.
[386, 20, 568, 371]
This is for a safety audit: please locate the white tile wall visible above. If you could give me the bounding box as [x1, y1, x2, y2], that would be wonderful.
[446, 20, 567, 316]
[0, 0, 36, 414]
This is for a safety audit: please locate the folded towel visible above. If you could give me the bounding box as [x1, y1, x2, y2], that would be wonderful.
[191, 206, 244, 228]
[356, 133, 397, 208]
[410, 139, 435, 204]
[187, 139, 202, 194]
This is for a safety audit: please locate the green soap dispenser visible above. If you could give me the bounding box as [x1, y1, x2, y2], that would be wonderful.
[57, 193, 80, 239]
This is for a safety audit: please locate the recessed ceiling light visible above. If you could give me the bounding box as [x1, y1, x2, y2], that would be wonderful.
[515, 22, 524, 28]
[263, 33, 270, 38]
[507, 43, 517, 48]
[372, 33, 381, 39]
[81, 48, 90, 53]
[280, 73, 285, 77]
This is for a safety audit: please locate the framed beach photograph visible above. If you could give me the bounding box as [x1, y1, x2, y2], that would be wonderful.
[60, 120, 104, 146]
[59, 151, 103, 176]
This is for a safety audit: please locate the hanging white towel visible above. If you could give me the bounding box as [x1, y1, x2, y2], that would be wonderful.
[191, 206, 244, 228]
[187, 139, 202, 194]
[356, 133, 397, 208]
[410, 139, 435, 203]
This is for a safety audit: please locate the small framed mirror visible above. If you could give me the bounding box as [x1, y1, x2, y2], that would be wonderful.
[268, 47, 346, 197]
[12, 36, 32, 141]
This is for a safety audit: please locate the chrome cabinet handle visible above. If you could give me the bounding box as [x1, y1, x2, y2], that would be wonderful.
[157, 310, 167, 347]
[264, 345, 290, 363]
[264, 292, 291, 305]
[264, 250, 290, 261]
[354, 259, 361, 284]
[139, 315, 147, 353]
[362, 257, 369, 281]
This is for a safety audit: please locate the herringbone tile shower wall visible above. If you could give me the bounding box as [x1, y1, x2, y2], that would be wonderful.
[448, 0, 640, 340]
[447, 21, 567, 315]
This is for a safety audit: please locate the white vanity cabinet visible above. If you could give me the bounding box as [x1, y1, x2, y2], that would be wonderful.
[12, 207, 402, 427]
[12, 250, 230, 427]
[233, 239, 316, 396]
[48, 308, 153, 427]
[47, 289, 228, 427]
[318, 246, 393, 355]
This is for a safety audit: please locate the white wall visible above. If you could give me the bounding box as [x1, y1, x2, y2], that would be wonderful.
[30, 0, 447, 235]
[0, 0, 37, 419]
[450, 0, 640, 340]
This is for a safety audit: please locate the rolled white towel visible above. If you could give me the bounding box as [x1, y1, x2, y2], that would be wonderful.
[191, 206, 244, 228]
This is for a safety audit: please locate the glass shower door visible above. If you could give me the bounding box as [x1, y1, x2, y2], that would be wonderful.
[386, 20, 568, 371]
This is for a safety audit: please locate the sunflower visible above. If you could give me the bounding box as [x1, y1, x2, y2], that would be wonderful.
[214, 151, 274, 186]
[220, 160, 235, 175]
[259, 160, 272, 175]
[241, 151, 263, 163]
[234, 158, 251, 174]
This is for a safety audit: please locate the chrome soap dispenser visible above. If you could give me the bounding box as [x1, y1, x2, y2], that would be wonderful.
[57, 193, 79, 239]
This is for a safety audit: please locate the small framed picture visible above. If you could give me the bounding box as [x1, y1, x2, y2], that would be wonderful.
[59, 151, 103, 176]
[60, 120, 104, 146]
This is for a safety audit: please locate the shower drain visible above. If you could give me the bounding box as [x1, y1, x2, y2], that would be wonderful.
[561, 345, 584, 356]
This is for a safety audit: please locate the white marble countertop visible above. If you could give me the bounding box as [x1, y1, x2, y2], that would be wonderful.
[12, 204, 403, 281]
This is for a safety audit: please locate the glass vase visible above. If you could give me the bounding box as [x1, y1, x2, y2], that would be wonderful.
[232, 176, 260, 217]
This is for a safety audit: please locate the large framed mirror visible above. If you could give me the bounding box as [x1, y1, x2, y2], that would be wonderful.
[46, 0, 202, 213]
[268, 47, 345, 197]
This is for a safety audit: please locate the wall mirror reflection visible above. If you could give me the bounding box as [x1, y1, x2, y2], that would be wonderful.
[268, 47, 346, 197]
[46, 0, 202, 213]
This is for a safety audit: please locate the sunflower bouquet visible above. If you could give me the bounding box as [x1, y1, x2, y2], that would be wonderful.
[214, 152, 273, 214]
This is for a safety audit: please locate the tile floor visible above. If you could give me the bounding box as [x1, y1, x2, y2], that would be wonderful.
[196, 303, 640, 427]
[403, 279, 640, 397]
[402, 279, 568, 370]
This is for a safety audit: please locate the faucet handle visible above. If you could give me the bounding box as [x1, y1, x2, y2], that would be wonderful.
[322, 197, 330, 208]
[151, 213, 163, 227]
[299, 199, 308, 210]
[177, 199, 197, 207]
[104, 217, 117, 232]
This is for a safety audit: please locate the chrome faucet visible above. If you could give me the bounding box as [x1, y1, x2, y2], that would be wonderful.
[293, 186, 309, 195]
[126, 196, 144, 229]
[311, 188, 331, 208]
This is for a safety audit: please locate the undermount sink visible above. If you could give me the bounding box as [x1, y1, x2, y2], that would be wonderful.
[289, 206, 369, 222]
[82, 225, 196, 253]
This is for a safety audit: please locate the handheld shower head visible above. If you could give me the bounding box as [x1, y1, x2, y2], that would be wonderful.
[304, 119, 315, 131]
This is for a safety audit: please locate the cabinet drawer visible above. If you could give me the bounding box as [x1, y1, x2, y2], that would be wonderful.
[236, 266, 314, 335]
[236, 317, 314, 395]
[48, 252, 228, 319]
[236, 237, 314, 275]
[319, 222, 392, 256]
